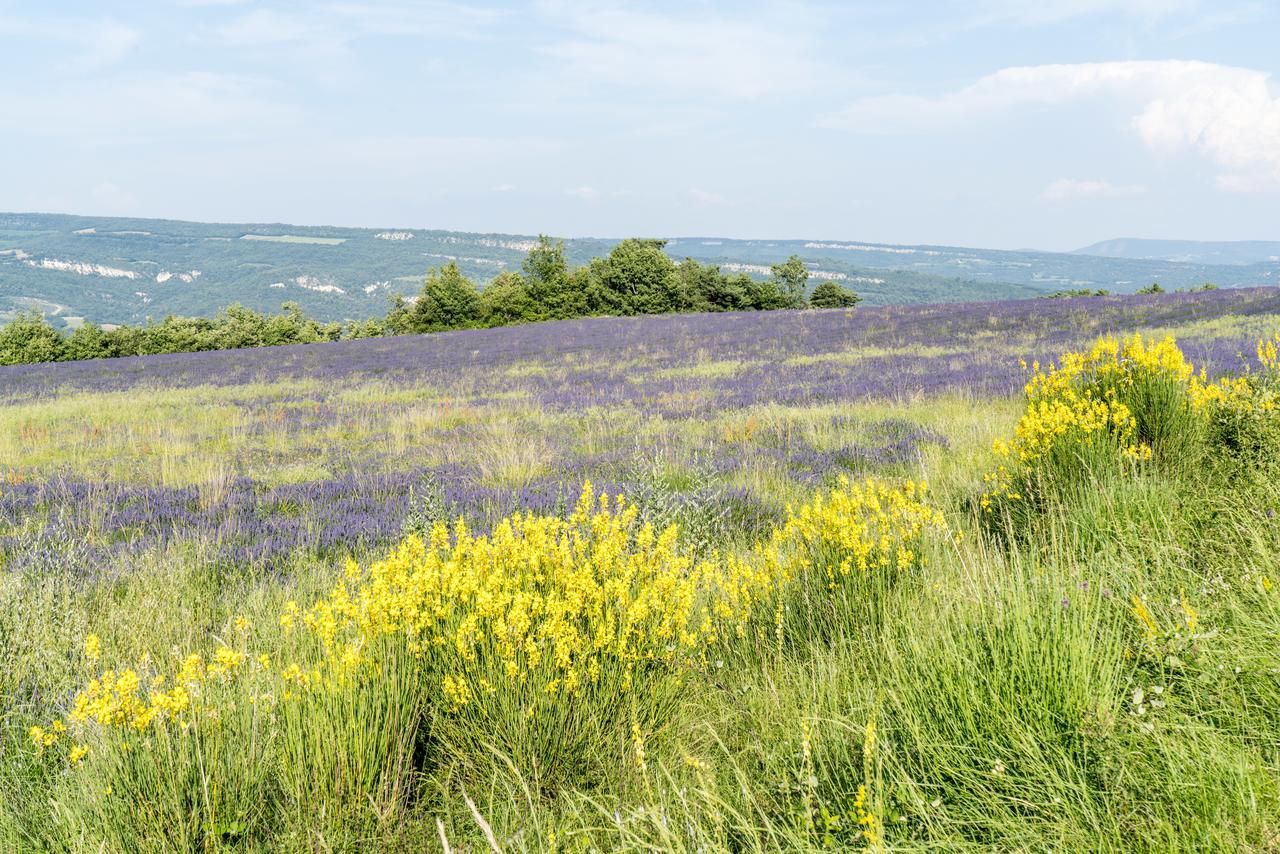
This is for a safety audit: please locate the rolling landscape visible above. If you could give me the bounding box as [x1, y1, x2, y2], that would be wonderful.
[6, 1, 1280, 852]
[3, 211, 1277, 328]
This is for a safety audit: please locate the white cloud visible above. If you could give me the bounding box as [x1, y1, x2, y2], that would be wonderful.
[66, 21, 140, 72]
[821, 60, 1280, 191]
[1040, 179, 1145, 201]
[537, 4, 825, 99]
[565, 186, 600, 202]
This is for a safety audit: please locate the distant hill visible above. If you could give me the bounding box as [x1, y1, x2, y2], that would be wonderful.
[1075, 238, 1280, 266]
[2, 212, 1277, 328]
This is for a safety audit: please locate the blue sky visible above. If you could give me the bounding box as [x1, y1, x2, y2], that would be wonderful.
[2, 1, 1278, 250]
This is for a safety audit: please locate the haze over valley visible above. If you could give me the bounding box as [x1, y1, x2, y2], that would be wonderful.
[4, 211, 1277, 327]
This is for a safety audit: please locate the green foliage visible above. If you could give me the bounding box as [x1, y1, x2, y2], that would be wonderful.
[0, 311, 66, 365]
[586, 238, 684, 315]
[7, 324, 1280, 849]
[478, 271, 539, 326]
[0, 239, 861, 366]
[1044, 288, 1110, 298]
[522, 236, 585, 320]
[1137, 282, 1166, 294]
[62, 322, 116, 361]
[809, 280, 863, 309]
[403, 262, 482, 333]
[771, 255, 810, 309]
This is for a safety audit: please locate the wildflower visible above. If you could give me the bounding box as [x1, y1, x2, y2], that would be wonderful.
[68, 744, 88, 765]
[28, 725, 55, 751]
[83, 634, 101, 663]
[1132, 596, 1160, 640]
[1179, 592, 1198, 633]
[631, 722, 648, 774]
[208, 645, 246, 678]
[442, 674, 471, 708]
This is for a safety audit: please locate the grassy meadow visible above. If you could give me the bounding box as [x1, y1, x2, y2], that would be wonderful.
[4, 291, 1280, 851]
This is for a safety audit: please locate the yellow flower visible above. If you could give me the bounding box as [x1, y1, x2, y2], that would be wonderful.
[1132, 596, 1160, 640]
[83, 633, 101, 663]
[1180, 592, 1198, 634]
[631, 722, 648, 774]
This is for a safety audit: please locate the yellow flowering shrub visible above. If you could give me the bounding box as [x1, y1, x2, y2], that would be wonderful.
[28, 634, 276, 850]
[269, 482, 788, 792]
[35, 477, 947, 815]
[767, 477, 949, 642]
[1195, 334, 1280, 466]
[286, 484, 761, 703]
[982, 330, 1280, 532]
[775, 477, 945, 582]
[30, 644, 256, 762]
[982, 334, 1211, 517]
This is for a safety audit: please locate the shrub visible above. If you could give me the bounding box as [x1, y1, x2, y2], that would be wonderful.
[28, 477, 950, 842]
[284, 486, 773, 794]
[809, 281, 862, 309]
[0, 312, 66, 365]
[767, 477, 949, 643]
[1198, 333, 1280, 472]
[980, 334, 1210, 527]
[28, 639, 278, 850]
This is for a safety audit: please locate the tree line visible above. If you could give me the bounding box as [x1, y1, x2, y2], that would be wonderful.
[0, 237, 862, 366]
[1043, 282, 1219, 299]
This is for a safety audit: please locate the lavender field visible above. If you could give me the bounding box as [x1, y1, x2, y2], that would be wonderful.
[6, 289, 1280, 850]
[3, 289, 1277, 581]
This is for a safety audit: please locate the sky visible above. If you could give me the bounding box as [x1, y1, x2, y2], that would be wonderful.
[1, 1, 1278, 251]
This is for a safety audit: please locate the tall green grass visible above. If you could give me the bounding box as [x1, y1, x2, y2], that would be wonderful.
[5, 336, 1280, 851]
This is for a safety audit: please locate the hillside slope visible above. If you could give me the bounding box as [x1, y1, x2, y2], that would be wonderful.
[3, 212, 1276, 327]
[1075, 237, 1280, 265]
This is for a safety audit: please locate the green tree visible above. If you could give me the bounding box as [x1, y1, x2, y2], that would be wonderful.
[385, 295, 413, 335]
[63, 322, 117, 361]
[522, 236, 585, 320]
[1137, 282, 1165, 295]
[809, 280, 862, 309]
[345, 316, 387, 339]
[103, 324, 146, 357]
[407, 262, 482, 332]
[480, 272, 539, 327]
[141, 315, 215, 354]
[0, 312, 66, 364]
[588, 239, 683, 315]
[741, 276, 788, 310]
[262, 302, 316, 346]
[770, 255, 810, 308]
